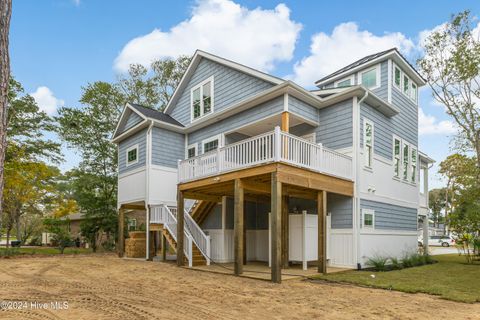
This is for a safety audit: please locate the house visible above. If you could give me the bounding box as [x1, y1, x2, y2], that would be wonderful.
[112, 48, 434, 283]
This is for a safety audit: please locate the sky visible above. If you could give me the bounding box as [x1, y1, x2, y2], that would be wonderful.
[10, 0, 480, 189]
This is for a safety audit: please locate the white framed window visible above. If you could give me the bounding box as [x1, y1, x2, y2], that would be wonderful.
[126, 144, 139, 166]
[334, 75, 354, 88]
[363, 119, 374, 168]
[403, 142, 410, 181]
[191, 76, 214, 121]
[202, 134, 223, 154]
[393, 64, 401, 89]
[362, 209, 375, 229]
[403, 74, 410, 96]
[411, 148, 417, 183]
[359, 65, 380, 89]
[410, 83, 418, 102]
[393, 137, 401, 178]
[186, 143, 197, 159]
[128, 218, 137, 231]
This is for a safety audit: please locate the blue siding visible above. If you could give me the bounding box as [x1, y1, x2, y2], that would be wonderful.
[151, 127, 185, 168]
[118, 129, 147, 174]
[289, 96, 318, 123]
[315, 100, 353, 149]
[391, 86, 418, 146]
[189, 96, 284, 153]
[371, 61, 388, 100]
[170, 58, 275, 126]
[120, 111, 143, 134]
[360, 102, 393, 160]
[360, 199, 417, 231]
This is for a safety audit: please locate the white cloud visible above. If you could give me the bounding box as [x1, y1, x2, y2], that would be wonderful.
[72, 0, 81, 6]
[290, 22, 416, 87]
[114, 0, 302, 73]
[30, 86, 64, 115]
[418, 108, 456, 136]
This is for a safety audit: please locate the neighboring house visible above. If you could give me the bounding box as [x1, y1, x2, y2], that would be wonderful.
[112, 48, 434, 283]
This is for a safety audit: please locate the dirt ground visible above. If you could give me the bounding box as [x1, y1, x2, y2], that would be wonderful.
[0, 255, 479, 320]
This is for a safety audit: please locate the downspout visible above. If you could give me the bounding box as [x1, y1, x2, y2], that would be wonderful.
[354, 90, 368, 268]
[145, 120, 154, 260]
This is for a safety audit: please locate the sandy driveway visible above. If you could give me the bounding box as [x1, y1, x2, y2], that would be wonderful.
[0, 255, 478, 320]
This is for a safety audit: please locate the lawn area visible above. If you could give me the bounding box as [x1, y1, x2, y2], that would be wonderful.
[0, 246, 93, 256]
[311, 254, 480, 303]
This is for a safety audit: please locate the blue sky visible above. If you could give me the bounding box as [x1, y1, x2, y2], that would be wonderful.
[10, 0, 480, 188]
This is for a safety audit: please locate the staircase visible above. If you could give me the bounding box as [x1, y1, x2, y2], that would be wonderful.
[150, 204, 210, 267]
[190, 200, 217, 225]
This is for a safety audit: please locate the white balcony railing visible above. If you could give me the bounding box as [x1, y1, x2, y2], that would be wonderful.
[178, 126, 353, 183]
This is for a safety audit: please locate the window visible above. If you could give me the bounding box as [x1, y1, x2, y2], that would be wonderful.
[187, 144, 197, 159]
[394, 65, 401, 88]
[203, 139, 219, 153]
[128, 219, 137, 231]
[410, 83, 417, 102]
[360, 68, 378, 89]
[403, 75, 410, 96]
[126, 145, 138, 166]
[403, 143, 410, 180]
[393, 138, 401, 177]
[335, 76, 353, 88]
[411, 148, 417, 183]
[362, 209, 375, 228]
[363, 119, 374, 168]
[191, 77, 214, 121]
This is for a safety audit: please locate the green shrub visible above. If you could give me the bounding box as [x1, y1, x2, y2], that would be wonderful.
[0, 248, 20, 257]
[366, 255, 389, 271]
[389, 257, 403, 270]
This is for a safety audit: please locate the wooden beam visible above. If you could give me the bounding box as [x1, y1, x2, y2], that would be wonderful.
[178, 163, 277, 191]
[176, 189, 185, 267]
[271, 172, 282, 283]
[317, 190, 327, 274]
[121, 204, 146, 211]
[117, 208, 125, 258]
[183, 192, 222, 202]
[241, 179, 270, 194]
[282, 195, 289, 268]
[234, 179, 244, 275]
[281, 111, 290, 132]
[161, 233, 167, 261]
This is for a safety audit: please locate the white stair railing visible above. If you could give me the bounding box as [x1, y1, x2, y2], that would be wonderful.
[184, 209, 211, 265]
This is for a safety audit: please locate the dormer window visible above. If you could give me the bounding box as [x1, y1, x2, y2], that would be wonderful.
[191, 77, 214, 121]
[359, 65, 380, 89]
[334, 75, 354, 88]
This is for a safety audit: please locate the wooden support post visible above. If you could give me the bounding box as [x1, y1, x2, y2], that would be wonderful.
[271, 172, 282, 283]
[161, 232, 167, 261]
[177, 190, 185, 266]
[317, 191, 327, 274]
[282, 195, 289, 268]
[117, 208, 125, 258]
[146, 206, 152, 261]
[234, 179, 244, 275]
[281, 111, 290, 132]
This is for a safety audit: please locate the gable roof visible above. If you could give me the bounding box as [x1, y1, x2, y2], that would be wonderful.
[129, 103, 183, 127]
[163, 50, 285, 114]
[315, 48, 426, 87]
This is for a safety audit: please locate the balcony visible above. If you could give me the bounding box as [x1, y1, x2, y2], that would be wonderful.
[178, 127, 353, 183]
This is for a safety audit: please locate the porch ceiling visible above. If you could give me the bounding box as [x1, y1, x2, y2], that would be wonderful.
[179, 163, 353, 201]
[233, 113, 309, 137]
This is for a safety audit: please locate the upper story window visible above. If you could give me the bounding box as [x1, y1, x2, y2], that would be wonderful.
[403, 143, 409, 181]
[334, 75, 354, 88]
[392, 63, 418, 104]
[363, 119, 374, 168]
[191, 77, 214, 121]
[202, 135, 222, 154]
[359, 65, 380, 89]
[126, 144, 138, 166]
[411, 148, 418, 183]
[393, 137, 401, 177]
[187, 144, 197, 159]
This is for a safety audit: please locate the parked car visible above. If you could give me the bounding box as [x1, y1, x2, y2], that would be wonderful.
[418, 235, 456, 247]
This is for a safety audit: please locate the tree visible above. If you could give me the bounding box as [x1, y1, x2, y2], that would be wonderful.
[117, 56, 191, 111]
[429, 188, 448, 227]
[418, 11, 480, 168]
[0, 0, 12, 220]
[43, 217, 72, 254]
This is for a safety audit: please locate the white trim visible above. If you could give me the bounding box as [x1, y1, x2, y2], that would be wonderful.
[150, 164, 178, 173]
[190, 76, 214, 122]
[361, 208, 375, 229]
[359, 229, 417, 236]
[359, 191, 420, 208]
[334, 75, 355, 88]
[118, 165, 146, 179]
[283, 93, 289, 112]
[387, 59, 392, 103]
[392, 135, 401, 178]
[112, 103, 148, 140]
[186, 143, 198, 158]
[362, 118, 374, 169]
[201, 134, 223, 154]
[126, 144, 139, 167]
[357, 64, 381, 90]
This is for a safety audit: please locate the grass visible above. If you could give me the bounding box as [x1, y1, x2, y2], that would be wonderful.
[311, 254, 480, 303]
[0, 247, 93, 256]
